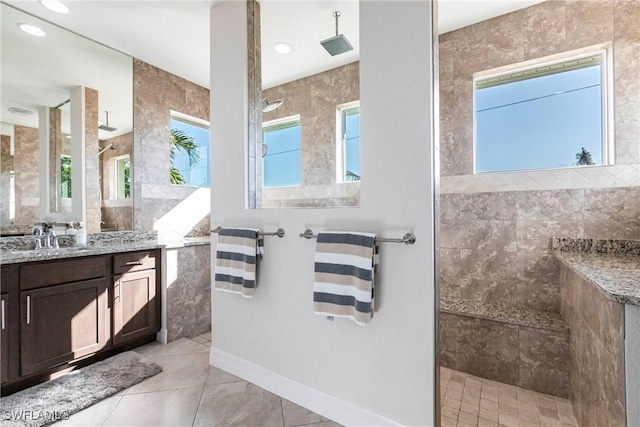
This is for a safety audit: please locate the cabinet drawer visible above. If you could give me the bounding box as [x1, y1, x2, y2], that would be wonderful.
[113, 251, 156, 275]
[20, 257, 108, 291]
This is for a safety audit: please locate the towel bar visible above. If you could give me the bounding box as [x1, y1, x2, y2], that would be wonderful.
[211, 227, 285, 238]
[299, 229, 416, 245]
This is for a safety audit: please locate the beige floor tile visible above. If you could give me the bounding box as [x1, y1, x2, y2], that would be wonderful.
[153, 337, 210, 357]
[536, 395, 557, 410]
[458, 411, 478, 426]
[133, 341, 162, 358]
[443, 396, 462, 410]
[480, 399, 498, 412]
[281, 399, 328, 427]
[102, 386, 203, 427]
[441, 415, 458, 427]
[442, 404, 460, 420]
[538, 406, 559, 420]
[499, 404, 518, 418]
[296, 422, 342, 427]
[54, 394, 122, 427]
[477, 418, 498, 427]
[126, 352, 210, 394]
[206, 366, 242, 386]
[478, 408, 498, 422]
[446, 388, 463, 401]
[499, 413, 519, 427]
[193, 381, 283, 426]
[460, 402, 479, 416]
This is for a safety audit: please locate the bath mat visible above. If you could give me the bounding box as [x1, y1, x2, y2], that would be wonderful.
[0, 351, 162, 427]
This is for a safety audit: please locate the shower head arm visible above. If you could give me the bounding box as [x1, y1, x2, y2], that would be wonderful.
[334, 11, 341, 36]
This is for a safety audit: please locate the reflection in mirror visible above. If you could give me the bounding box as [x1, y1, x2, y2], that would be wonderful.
[1, 3, 133, 233]
[250, 0, 361, 208]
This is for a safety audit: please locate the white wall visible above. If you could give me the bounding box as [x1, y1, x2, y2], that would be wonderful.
[209, 1, 437, 425]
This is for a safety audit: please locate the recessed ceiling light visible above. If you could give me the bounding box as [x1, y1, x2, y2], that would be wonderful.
[39, 0, 69, 14]
[8, 107, 34, 115]
[18, 23, 46, 37]
[273, 42, 293, 55]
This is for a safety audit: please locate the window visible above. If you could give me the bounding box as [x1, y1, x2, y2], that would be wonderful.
[170, 114, 210, 187]
[474, 52, 608, 173]
[337, 102, 361, 182]
[114, 155, 130, 199]
[61, 154, 71, 198]
[262, 116, 301, 188]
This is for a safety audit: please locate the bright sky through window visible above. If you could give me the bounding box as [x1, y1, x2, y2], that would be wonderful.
[170, 118, 210, 187]
[263, 120, 301, 188]
[342, 106, 361, 180]
[475, 55, 604, 173]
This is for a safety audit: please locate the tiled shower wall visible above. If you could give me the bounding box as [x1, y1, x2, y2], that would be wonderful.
[13, 125, 39, 228]
[132, 59, 210, 234]
[439, 0, 640, 312]
[559, 264, 626, 426]
[100, 132, 133, 231]
[261, 62, 360, 208]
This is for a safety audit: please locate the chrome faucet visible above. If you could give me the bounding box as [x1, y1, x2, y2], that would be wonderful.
[32, 222, 59, 249]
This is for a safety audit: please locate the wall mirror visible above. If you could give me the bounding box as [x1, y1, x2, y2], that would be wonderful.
[1, 3, 133, 234]
[250, 0, 361, 209]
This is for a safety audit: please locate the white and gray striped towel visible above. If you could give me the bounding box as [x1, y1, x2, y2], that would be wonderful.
[214, 228, 264, 298]
[313, 231, 379, 326]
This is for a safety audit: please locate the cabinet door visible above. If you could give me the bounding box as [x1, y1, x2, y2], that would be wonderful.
[1, 294, 9, 383]
[20, 278, 110, 376]
[113, 270, 157, 346]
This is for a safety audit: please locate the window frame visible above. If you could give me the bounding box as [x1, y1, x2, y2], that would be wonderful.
[262, 114, 302, 189]
[472, 45, 613, 174]
[335, 100, 361, 183]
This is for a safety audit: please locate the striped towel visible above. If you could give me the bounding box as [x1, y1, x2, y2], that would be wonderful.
[313, 231, 379, 326]
[214, 228, 264, 298]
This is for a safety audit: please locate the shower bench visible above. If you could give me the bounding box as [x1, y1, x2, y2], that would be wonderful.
[439, 297, 570, 398]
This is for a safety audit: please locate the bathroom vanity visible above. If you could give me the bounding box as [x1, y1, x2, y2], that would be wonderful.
[0, 246, 161, 395]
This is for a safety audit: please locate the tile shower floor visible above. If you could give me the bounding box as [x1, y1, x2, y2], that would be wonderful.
[440, 367, 579, 427]
[52, 334, 578, 426]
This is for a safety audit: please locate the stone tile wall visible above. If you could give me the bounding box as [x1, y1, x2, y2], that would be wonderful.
[166, 244, 211, 341]
[1, 134, 14, 225]
[132, 59, 210, 234]
[13, 125, 39, 228]
[559, 263, 626, 426]
[261, 62, 360, 208]
[440, 312, 570, 397]
[85, 87, 101, 233]
[441, 186, 640, 312]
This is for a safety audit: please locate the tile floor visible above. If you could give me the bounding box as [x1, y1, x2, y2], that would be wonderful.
[54, 333, 340, 427]
[440, 367, 579, 427]
[51, 335, 579, 426]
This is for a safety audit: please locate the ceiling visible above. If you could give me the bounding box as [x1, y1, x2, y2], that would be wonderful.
[4, 0, 545, 90]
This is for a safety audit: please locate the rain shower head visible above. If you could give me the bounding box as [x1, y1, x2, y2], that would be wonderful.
[320, 11, 353, 56]
[262, 99, 283, 113]
[98, 143, 120, 156]
[98, 111, 117, 132]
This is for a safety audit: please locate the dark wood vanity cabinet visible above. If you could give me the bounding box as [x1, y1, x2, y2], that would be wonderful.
[20, 278, 110, 376]
[1, 249, 161, 394]
[113, 251, 159, 346]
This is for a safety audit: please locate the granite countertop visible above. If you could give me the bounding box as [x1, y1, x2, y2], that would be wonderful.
[0, 241, 162, 265]
[554, 251, 640, 306]
[440, 297, 569, 333]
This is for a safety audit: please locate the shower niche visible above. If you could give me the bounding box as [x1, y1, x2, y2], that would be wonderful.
[248, 0, 362, 209]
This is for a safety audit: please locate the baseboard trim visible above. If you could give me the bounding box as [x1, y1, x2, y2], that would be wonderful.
[209, 347, 402, 427]
[156, 328, 167, 344]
